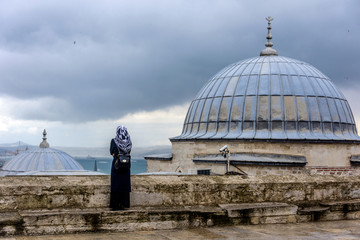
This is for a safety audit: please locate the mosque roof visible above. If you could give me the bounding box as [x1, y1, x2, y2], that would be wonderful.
[1, 130, 103, 176]
[172, 17, 360, 142]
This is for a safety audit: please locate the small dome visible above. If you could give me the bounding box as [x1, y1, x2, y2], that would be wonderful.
[0, 129, 99, 176]
[173, 55, 359, 141]
[1, 147, 84, 175]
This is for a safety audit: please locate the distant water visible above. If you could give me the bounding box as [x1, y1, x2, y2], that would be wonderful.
[74, 157, 147, 175]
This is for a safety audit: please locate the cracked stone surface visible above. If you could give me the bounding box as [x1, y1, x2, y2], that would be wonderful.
[2, 220, 360, 240]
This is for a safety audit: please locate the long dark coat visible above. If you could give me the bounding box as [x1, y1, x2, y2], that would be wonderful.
[110, 139, 131, 193]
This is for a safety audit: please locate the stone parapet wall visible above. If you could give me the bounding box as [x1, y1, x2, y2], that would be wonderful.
[238, 166, 360, 176]
[1, 175, 360, 236]
[0, 176, 109, 211]
[308, 166, 360, 176]
[1, 175, 360, 210]
[231, 165, 360, 177]
[215, 165, 306, 176]
[131, 175, 360, 207]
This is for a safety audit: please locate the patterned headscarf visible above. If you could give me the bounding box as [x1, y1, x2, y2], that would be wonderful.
[114, 125, 132, 153]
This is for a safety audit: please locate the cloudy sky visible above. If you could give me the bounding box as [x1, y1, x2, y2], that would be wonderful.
[0, 0, 359, 148]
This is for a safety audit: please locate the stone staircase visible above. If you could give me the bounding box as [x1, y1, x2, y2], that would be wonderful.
[1, 175, 360, 236]
[0, 206, 228, 236]
[219, 202, 298, 224]
[1, 200, 360, 236]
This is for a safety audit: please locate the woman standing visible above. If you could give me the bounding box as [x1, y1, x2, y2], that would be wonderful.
[109, 125, 132, 210]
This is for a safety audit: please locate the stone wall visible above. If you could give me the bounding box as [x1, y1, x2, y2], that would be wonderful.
[147, 140, 360, 175]
[2, 175, 360, 236]
[0, 176, 109, 211]
[1, 175, 360, 210]
[130, 175, 360, 207]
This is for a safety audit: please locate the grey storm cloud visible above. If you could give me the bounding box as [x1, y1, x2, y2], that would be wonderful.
[0, 0, 359, 122]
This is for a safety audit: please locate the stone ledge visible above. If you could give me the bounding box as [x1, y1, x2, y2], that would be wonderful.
[193, 153, 306, 166]
[144, 154, 172, 161]
[1, 200, 360, 236]
[320, 199, 360, 211]
[298, 206, 330, 214]
[0, 212, 22, 225]
[4, 206, 228, 236]
[1, 175, 360, 211]
[219, 202, 298, 218]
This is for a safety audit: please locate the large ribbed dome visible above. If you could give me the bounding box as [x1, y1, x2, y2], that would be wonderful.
[174, 55, 360, 141]
[174, 17, 359, 142]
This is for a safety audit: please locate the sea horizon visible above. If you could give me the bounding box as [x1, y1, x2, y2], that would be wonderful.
[74, 156, 147, 175]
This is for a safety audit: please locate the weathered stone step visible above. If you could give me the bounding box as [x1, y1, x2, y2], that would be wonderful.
[0, 203, 301, 236]
[297, 206, 330, 221]
[2, 200, 360, 236]
[1, 206, 229, 236]
[219, 202, 298, 217]
[298, 206, 330, 214]
[0, 212, 22, 225]
[297, 200, 360, 222]
[219, 202, 298, 224]
[0, 212, 24, 236]
[320, 199, 360, 211]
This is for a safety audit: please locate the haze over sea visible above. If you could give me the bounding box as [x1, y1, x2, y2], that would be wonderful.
[0, 143, 166, 174]
[57, 145, 169, 175]
[75, 157, 147, 175]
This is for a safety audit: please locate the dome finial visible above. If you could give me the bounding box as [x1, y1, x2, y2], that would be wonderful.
[260, 16, 278, 56]
[39, 129, 50, 148]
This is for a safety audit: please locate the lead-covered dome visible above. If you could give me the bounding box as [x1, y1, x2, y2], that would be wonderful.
[174, 55, 359, 141]
[1, 147, 84, 175]
[0, 130, 102, 176]
[174, 18, 359, 142]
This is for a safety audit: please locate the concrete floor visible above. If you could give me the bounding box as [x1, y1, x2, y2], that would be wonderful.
[4, 220, 360, 240]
